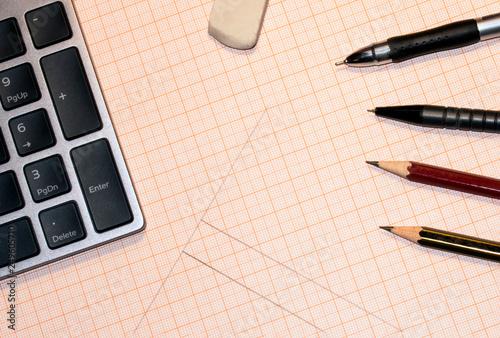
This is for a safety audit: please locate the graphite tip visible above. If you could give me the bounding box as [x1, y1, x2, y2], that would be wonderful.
[379, 226, 394, 232]
[366, 161, 379, 168]
[367, 109, 376, 113]
[335, 60, 346, 66]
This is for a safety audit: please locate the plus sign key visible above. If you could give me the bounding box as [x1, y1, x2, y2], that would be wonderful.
[0, 64, 40, 110]
[41, 48, 102, 140]
[9, 109, 55, 156]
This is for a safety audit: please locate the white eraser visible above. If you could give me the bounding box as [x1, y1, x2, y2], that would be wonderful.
[208, 0, 269, 50]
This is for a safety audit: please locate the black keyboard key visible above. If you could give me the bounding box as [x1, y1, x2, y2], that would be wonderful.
[9, 109, 55, 156]
[0, 18, 26, 63]
[71, 139, 132, 232]
[39, 202, 85, 249]
[0, 64, 40, 110]
[26, 2, 72, 49]
[41, 48, 102, 140]
[0, 129, 9, 164]
[0, 172, 24, 216]
[0, 218, 39, 268]
[24, 155, 70, 202]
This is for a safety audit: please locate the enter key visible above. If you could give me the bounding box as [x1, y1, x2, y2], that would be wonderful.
[71, 139, 132, 232]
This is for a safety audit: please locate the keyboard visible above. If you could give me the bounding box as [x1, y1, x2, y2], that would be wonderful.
[0, 0, 144, 279]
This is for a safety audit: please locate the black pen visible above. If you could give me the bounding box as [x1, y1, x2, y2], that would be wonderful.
[336, 13, 500, 67]
[370, 105, 500, 133]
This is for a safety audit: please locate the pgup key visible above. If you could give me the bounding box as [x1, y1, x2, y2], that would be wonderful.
[7, 92, 29, 103]
[0, 63, 40, 110]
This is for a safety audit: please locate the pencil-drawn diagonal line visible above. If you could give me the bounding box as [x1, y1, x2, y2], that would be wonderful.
[134, 110, 268, 333]
[182, 251, 325, 334]
[200, 219, 402, 333]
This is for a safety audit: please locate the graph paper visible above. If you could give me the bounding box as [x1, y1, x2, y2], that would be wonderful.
[2, 0, 500, 336]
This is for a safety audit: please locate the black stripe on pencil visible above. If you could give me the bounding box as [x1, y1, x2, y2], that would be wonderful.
[366, 160, 500, 200]
[369, 105, 500, 133]
[381, 226, 500, 263]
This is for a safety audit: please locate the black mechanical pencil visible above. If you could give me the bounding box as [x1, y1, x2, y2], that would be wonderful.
[370, 105, 500, 133]
[336, 13, 500, 67]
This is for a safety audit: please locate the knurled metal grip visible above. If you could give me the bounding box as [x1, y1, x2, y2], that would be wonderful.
[422, 106, 500, 132]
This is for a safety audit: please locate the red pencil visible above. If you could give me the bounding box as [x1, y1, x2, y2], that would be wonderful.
[367, 161, 500, 199]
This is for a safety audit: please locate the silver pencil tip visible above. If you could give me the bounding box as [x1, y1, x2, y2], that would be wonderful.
[367, 109, 376, 113]
[335, 60, 346, 66]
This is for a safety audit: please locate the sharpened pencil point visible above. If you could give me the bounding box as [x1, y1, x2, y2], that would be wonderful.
[335, 60, 346, 66]
[367, 109, 376, 113]
[366, 161, 379, 168]
[380, 226, 394, 232]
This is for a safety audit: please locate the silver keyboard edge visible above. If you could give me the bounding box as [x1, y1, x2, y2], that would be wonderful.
[0, 0, 145, 279]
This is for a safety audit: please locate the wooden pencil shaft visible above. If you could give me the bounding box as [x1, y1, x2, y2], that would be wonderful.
[418, 227, 500, 262]
[377, 161, 410, 178]
[385, 226, 500, 263]
[407, 162, 500, 199]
